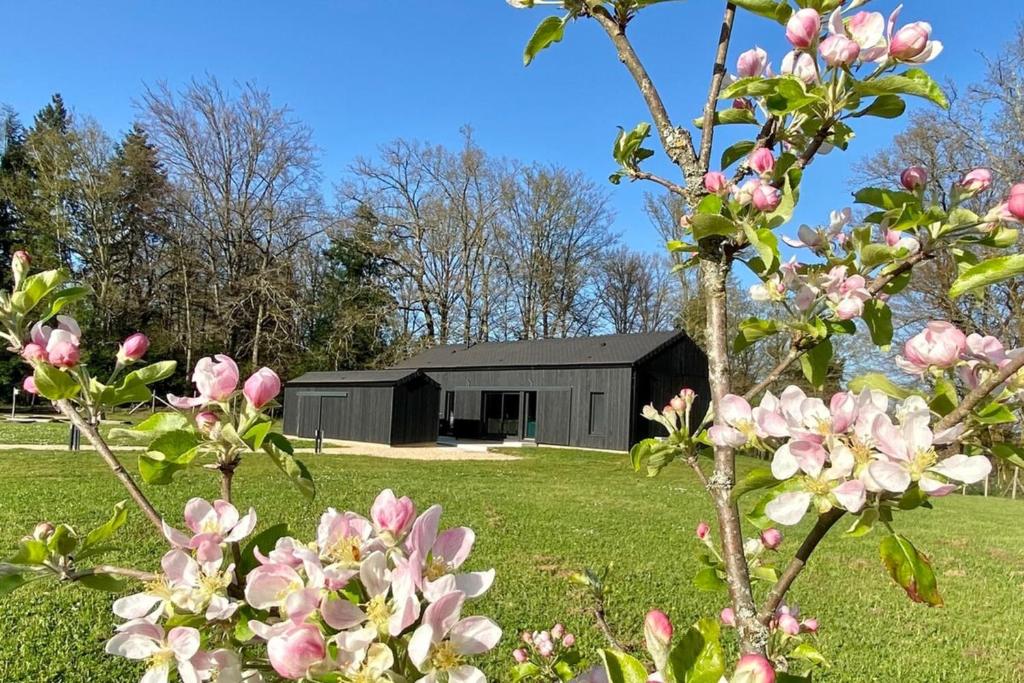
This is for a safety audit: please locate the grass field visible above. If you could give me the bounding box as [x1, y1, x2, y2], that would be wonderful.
[0, 440, 1022, 682]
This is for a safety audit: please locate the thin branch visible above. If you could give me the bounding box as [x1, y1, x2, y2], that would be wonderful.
[219, 461, 244, 572]
[759, 509, 844, 622]
[687, 456, 711, 489]
[742, 346, 802, 402]
[935, 352, 1024, 432]
[590, 10, 700, 180]
[699, 3, 738, 170]
[68, 565, 159, 583]
[592, 595, 627, 651]
[629, 170, 688, 197]
[55, 399, 166, 535]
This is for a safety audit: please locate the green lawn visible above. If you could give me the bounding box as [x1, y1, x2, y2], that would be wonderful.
[0, 446, 1022, 682]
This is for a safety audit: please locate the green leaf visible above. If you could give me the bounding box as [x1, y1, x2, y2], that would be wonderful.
[721, 140, 755, 169]
[790, 642, 829, 667]
[693, 108, 758, 128]
[77, 573, 127, 592]
[83, 501, 128, 550]
[243, 419, 273, 451]
[140, 429, 200, 484]
[599, 649, 649, 683]
[512, 662, 542, 682]
[123, 361, 177, 386]
[40, 286, 91, 322]
[0, 572, 31, 597]
[764, 77, 819, 115]
[263, 433, 315, 500]
[879, 533, 943, 606]
[48, 524, 78, 557]
[733, 318, 781, 353]
[731, 468, 778, 501]
[859, 243, 895, 268]
[851, 94, 906, 119]
[32, 365, 80, 401]
[663, 618, 726, 683]
[991, 443, 1024, 469]
[238, 523, 290, 579]
[750, 565, 778, 583]
[691, 214, 736, 241]
[743, 226, 778, 273]
[853, 68, 949, 109]
[10, 539, 48, 565]
[974, 401, 1015, 425]
[800, 338, 833, 390]
[10, 269, 67, 314]
[949, 255, 1024, 299]
[846, 508, 878, 537]
[730, 0, 793, 22]
[861, 300, 893, 347]
[110, 412, 190, 445]
[523, 15, 566, 66]
[853, 187, 919, 210]
[692, 567, 727, 592]
[848, 373, 914, 400]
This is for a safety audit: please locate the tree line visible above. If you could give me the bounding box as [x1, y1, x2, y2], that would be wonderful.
[0, 79, 682, 392]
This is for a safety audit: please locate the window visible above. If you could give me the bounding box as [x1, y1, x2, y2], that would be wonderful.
[588, 392, 607, 436]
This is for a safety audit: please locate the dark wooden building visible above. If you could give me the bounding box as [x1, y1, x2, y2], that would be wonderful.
[394, 331, 709, 452]
[282, 369, 440, 445]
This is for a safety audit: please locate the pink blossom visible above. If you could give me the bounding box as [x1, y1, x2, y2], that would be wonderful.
[194, 411, 219, 433]
[31, 316, 81, 349]
[801, 618, 820, 633]
[513, 648, 529, 663]
[786, 8, 821, 49]
[780, 50, 818, 84]
[117, 333, 149, 364]
[760, 528, 783, 550]
[752, 184, 782, 212]
[562, 633, 576, 647]
[407, 591, 502, 681]
[243, 367, 281, 409]
[104, 620, 201, 683]
[47, 337, 80, 368]
[819, 34, 860, 67]
[736, 47, 769, 78]
[644, 609, 673, 671]
[404, 503, 495, 601]
[162, 498, 257, 551]
[709, 394, 789, 448]
[1008, 184, 1024, 220]
[887, 6, 943, 63]
[958, 168, 992, 195]
[733, 653, 776, 683]
[896, 321, 967, 374]
[704, 171, 729, 195]
[21, 343, 46, 363]
[266, 623, 326, 680]
[22, 376, 38, 395]
[778, 613, 801, 636]
[748, 148, 776, 176]
[538, 639, 555, 657]
[550, 623, 565, 639]
[720, 607, 736, 627]
[846, 11, 888, 62]
[370, 488, 416, 540]
[695, 521, 710, 540]
[900, 166, 928, 191]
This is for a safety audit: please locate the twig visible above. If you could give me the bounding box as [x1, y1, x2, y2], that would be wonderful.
[55, 399, 165, 535]
[219, 461, 244, 572]
[759, 509, 844, 622]
[593, 595, 627, 651]
[629, 170, 688, 197]
[698, 3, 737, 170]
[68, 565, 159, 583]
[935, 353, 1024, 432]
[590, 10, 700, 181]
[742, 346, 803, 402]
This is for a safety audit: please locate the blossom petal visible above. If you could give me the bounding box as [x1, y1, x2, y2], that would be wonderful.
[771, 443, 800, 480]
[321, 596, 366, 630]
[709, 425, 746, 448]
[406, 505, 443, 558]
[931, 454, 991, 485]
[453, 569, 495, 599]
[867, 461, 911, 493]
[422, 590, 464, 636]
[113, 592, 164, 620]
[765, 492, 812, 526]
[105, 632, 161, 660]
[450, 616, 502, 656]
[719, 394, 752, 426]
[832, 480, 866, 513]
[168, 627, 201, 660]
[408, 625, 434, 671]
[359, 551, 390, 598]
[449, 665, 487, 683]
[183, 498, 215, 534]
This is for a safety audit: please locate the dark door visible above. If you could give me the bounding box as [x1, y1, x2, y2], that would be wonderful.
[297, 394, 322, 438]
[536, 388, 571, 445]
[483, 391, 522, 438]
[524, 391, 537, 440]
[441, 391, 456, 436]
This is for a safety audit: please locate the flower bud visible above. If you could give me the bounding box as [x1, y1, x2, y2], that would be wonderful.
[11, 250, 30, 288]
[760, 528, 783, 550]
[780, 51, 818, 84]
[1008, 190, 1024, 221]
[551, 623, 565, 639]
[679, 388, 696, 408]
[22, 376, 39, 395]
[801, 618, 819, 633]
[562, 634, 575, 648]
[21, 343, 47, 363]
[748, 148, 775, 176]
[117, 333, 150, 364]
[752, 184, 782, 212]
[243, 367, 281, 409]
[266, 624, 326, 680]
[521, 631, 533, 644]
[537, 640, 554, 657]
[736, 47, 769, 78]
[957, 168, 991, 195]
[642, 404, 659, 421]
[786, 8, 821, 49]
[733, 654, 776, 683]
[900, 166, 928, 191]
[48, 340, 80, 368]
[33, 521, 54, 540]
[778, 613, 801, 636]
[513, 648, 529, 663]
[889, 21, 932, 62]
[704, 171, 729, 195]
[669, 396, 685, 413]
[732, 98, 753, 110]
[819, 34, 860, 67]
[644, 610, 673, 672]
[720, 607, 736, 627]
[195, 411, 219, 434]
[696, 521, 711, 540]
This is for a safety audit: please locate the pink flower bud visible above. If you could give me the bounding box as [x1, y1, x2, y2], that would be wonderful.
[732, 98, 753, 110]
[760, 528, 783, 550]
[704, 171, 729, 195]
[551, 623, 565, 639]
[958, 168, 991, 194]
[900, 166, 928, 191]
[370, 488, 416, 538]
[11, 250, 30, 287]
[33, 521, 54, 540]
[898, 320, 967, 374]
[748, 148, 776, 176]
[752, 184, 782, 212]
[819, 34, 860, 67]
[193, 355, 239, 402]
[780, 51, 818, 84]
[889, 21, 933, 62]
[22, 376, 39, 395]
[21, 343, 46, 363]
[513, 648, 529, 663]
[696, 521, 711, 540]
[644, 609, 673, 671]
[1011, 183, 1024, 197]
[243, 367, 281, 409]
[669, 396, 685, 413]
[786, 8, 821, 49]
[13, 250, 30, 265]
[778, 613, 801, 636]
[538, 640, 554, 657]
[801, 618, 819, 633]
[48, 340, 80, 368]
[736, 47, 769, 78]
[733, 654, 776, 683]
[1008, 192, 1024, 221]
[195, 411, 219, 433]
[720, 607, 736, 627]
[679, 388, 696, 407]
[266, 624, 326, 680]
[562, 634, 575, 648]
[117, 333, 149, 364]
[521, 631, 533, 644]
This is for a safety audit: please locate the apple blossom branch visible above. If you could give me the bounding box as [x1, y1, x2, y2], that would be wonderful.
[67, 565, 159, 583]
[55, 398, 166, 534]
[699, 3, 738, 170]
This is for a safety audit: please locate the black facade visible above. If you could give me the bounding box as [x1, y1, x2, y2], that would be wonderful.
[283, 370, 440, 445]
[395, 331, 709, 452]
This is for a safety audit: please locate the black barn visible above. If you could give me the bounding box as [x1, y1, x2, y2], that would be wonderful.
[283, 331, 708, 452]
[397, 330, 709, 452]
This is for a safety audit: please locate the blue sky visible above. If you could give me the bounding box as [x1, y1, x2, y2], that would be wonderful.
[3, 1, 1020, 253]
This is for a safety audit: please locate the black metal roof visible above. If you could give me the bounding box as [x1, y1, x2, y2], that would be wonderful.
[287, 369, 436, 387]
[393, 330, 689, 370]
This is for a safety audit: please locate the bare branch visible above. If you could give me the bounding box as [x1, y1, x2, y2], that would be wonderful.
[742, 346, 802, 402]
[699, 3, 738, 170]
[759, 509, 844, 622]
[68, 565, 159, 583]
[629, 170, 688, 197]
[935, 352, 1024, 432]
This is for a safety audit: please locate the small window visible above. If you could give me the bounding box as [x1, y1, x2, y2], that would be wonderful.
[588, 392, 607, 436]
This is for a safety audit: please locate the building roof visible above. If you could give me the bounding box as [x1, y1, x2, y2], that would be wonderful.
[393, 331, 689, 370]
[287, 369, 434, 387]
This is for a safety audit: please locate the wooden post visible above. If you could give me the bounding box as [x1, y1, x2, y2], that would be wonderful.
[1012, 468, 1019, 501]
